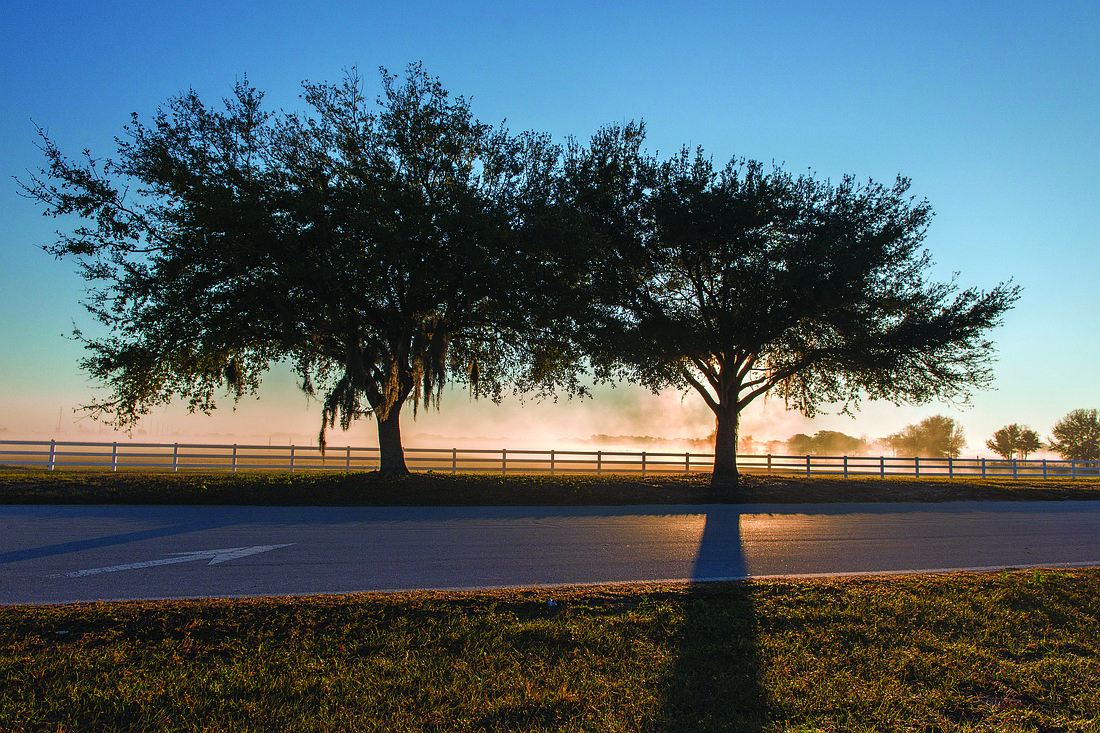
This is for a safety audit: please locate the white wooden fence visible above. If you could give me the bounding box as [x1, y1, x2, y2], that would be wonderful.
[2, 439, 1098, 479]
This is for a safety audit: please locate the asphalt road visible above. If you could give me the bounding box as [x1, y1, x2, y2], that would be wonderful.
[3, 501, 1100, 605]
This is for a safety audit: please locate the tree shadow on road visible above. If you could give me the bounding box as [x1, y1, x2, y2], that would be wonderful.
[657, 506, 767, 731]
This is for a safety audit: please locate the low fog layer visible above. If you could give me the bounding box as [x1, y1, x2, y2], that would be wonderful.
[4, 376, 1064, 459]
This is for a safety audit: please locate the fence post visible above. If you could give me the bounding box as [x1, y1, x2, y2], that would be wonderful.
[1013, 458, 1018, 479]
[880, 456, 885, 478]
[49, 439, 56, 471]
[685, 452, 690, 474]
[948, 457, 953, 479]
[843, 456, 848, 478]
[173, 443, 179, 472]
[290, 444, 295, 473]
[502, 448, 507, 477]
[452, 448, 457, 475]
[232, 444, 238, 473]
[641, 451, 646, 477]
[346, 445, 351, 472]
[1072, 460, 1077, 479]
[112, 442, 118, 472]
[981, 457, 986, 479]
[914, 456, 920, 478]
[767, 454, 772, 474]
[806, 455, 811, 478]
[597, 450, 602, 476]
[1043, 459, 1047, 479]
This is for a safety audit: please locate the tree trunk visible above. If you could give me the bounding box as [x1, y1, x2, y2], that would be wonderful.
[712, 406, 740, 486]
[376, 409, 410, 476]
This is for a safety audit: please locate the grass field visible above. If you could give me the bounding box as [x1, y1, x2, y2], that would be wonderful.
[2, 571, 1099, 732]
[2, 468, 1099, 730]
[3, 465, 1100, 506]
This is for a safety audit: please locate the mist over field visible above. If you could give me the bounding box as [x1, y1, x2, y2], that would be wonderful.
[4, 374, 1061, 459]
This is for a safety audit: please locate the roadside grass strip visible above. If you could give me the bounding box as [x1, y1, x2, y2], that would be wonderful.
[4, 467, 1100, 506]
[2, 570, 1098, 731]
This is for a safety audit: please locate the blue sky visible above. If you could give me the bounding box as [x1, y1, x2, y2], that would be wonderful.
[1, 1, 1097, 452]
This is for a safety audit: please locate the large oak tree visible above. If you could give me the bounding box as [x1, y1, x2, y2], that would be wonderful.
[21, 65, 579, 474]
[580, 146, 1019, 483]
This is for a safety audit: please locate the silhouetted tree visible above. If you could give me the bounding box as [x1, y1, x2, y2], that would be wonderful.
[986, 423, 1042, 460]
[20, 64, 580, 475]
[576, 142, 1019, 483]
[786, 434, 815, 455]
[1048, 409, 1100, 461]
[884, 415, 967, 458]
[787, 431, 867, 456]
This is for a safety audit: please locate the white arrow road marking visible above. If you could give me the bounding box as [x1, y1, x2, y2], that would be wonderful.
[51, 544, 295, 578]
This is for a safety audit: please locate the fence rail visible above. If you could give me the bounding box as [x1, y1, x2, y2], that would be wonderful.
[2, 439, 1099, 479]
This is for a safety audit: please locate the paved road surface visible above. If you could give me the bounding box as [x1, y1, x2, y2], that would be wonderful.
[2, 501, 1099, 605]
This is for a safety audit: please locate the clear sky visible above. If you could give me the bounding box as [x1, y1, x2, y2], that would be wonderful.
[1, 1, 1097, 454]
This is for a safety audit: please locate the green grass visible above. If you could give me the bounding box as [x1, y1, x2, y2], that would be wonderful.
[3, 570, 1099, 731]
[3, 466, 1100, 505]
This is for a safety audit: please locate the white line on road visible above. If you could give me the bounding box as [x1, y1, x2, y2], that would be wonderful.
[51, 544, 295, 578]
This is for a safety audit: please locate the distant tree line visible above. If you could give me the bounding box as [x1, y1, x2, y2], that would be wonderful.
[980, 410, 1099, 461]
[786, 431, 868, 456]
[883, 415, 967, 459]
[20, 63, 1020, 485]
[763, 409, 1100, 462]
[772, 416, 963, 459]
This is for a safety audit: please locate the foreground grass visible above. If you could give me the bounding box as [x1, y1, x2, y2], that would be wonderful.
[2, 570, 1099, 732]
[3, 466, 1100, 505]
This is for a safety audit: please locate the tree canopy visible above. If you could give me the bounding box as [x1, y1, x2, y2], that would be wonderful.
[786, 431, 868, 456]
[20, 64, 580, 474]
[884, 415, 967, 459]
[577, 143, 1018, 481]
[985, 423, 1042, 460]
[1048, 409, 1100, 462]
